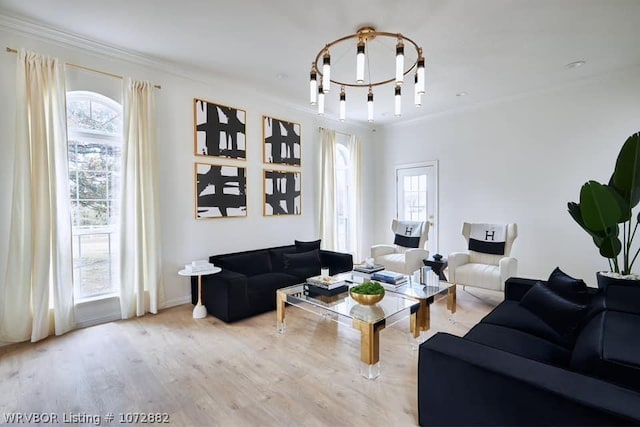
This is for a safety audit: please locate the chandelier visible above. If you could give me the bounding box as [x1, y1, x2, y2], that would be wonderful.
[310, 26, 425, 122]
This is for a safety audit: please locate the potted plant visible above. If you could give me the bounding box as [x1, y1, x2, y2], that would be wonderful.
[568, 131, 640, 287]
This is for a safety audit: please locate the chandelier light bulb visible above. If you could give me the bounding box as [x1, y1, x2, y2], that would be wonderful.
[395, 39, 404, 85]
[367, 88, 374, 122]
[318, 85, 325, 115]
[395, 85, 402, 116]
[417, 54, 425, 94]
[309, 65, 317, 105]
[322, 50, 331, 93]
[339, 87, 346, 122]
[414, 73, 422, 107]
[356, 40, 365, 84]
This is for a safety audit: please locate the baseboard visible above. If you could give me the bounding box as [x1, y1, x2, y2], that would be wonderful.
[162, 295, 191, 309]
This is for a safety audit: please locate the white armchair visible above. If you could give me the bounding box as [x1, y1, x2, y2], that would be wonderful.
[448, 223, 518, 292]
[371, 220, 429, 275]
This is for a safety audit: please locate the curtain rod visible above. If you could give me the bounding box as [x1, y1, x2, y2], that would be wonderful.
[6, 47, 161, 89]
[318, 126, 352, 137]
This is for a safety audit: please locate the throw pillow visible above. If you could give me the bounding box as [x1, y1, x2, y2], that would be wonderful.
[283, 249, 321, 279]
[295, 239, 321, 253]
[547, 267, 589, 304]
[520, 282, 587, 338]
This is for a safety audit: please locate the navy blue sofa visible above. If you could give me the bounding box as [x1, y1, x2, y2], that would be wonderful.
[418, 274, 640, 426]
[191, 242, 353, 322]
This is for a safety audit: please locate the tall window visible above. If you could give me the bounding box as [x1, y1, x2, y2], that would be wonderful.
[335, 135, 352, 253]
[66, 91, 122, 299]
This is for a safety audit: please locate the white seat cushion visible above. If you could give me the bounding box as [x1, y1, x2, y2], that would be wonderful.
[376, 253, 411, 275]
[454, 263, 502, 291]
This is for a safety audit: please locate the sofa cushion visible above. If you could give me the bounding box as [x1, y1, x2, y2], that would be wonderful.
[269, 246, 297, 273]
[465, 323, 572, 367]
[283, 249, 321, 279]
[247, 272, 300, 315]
[453, 263, 502, 291]
[295, 239, 321, 253]
[481, 300, 569, 347]
[217, 250, 272, 276]
[547, 267, 589, 304]
[571, 311, 640, 391]
[520, 282, 587, 339]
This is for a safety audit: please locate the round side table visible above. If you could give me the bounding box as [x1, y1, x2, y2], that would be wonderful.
[178, 267, 221, 319]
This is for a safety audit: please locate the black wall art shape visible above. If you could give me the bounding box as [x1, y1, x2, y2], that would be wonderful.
[263, 116, 301, 165]
[195, 163, 247, 218]
[194, 98, 246, 159]
[263, 170, 301, 216]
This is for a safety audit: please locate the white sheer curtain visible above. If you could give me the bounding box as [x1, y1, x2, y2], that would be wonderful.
[119, 79, 163, 319]
[347, 134, 363, 262]
[319, 128, 337, 250]
[0, 49, 75, 343]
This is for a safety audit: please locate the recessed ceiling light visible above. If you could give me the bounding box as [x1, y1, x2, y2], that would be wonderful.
[565, 60, 586, 69]
[456, 91, 468, 97]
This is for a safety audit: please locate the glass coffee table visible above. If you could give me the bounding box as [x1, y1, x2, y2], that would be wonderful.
[276, 284, 420, 379]
[386, 279, 456, 340]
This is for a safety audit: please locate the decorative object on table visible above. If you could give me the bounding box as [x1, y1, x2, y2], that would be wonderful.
[195, 163, 247, 218]
[308, 26, 425, 122]
[350, 281, 385, 305]
[194, 98, 246, 159]
[307, 274, 346, 290]
[263, 169, 301, 215]
[371, 219, 430, 274]
[423, 256, 448, 281]
[448, 223, 518, 292]
[371, 270, 408, 289]
[567, 132, 640, 288]
[178, 263, 221, 319]
[263, 116, 301, 165]
[353, 263, 385, 274]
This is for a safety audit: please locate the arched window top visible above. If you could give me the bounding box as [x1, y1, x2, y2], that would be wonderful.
[67, 91, 122, 136]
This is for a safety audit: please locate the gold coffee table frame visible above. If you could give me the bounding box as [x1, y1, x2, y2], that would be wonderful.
[394, 280, 456, 337]
[276, 284, 419, 379]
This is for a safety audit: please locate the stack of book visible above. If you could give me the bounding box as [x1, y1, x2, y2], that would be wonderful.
[305, 275, 349, 297]
[183, 260, 215, 273]
[371, 270, 408, 289]
[352, 263, 385, 281]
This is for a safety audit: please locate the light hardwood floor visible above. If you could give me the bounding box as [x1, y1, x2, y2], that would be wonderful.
[0, 286, 502, 427]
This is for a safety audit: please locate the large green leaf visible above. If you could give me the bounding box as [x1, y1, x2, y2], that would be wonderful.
[579, 181, 622, 232]
[606, 184, 632, 223]
[599, 235, 622, 258]
[609, 132, 640, 209]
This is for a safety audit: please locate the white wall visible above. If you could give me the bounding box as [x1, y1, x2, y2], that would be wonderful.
[374, 67, 640, 286]
[0, 21, 375, 327]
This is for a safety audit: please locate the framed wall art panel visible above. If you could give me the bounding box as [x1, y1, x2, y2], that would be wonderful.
[263, 116, 301, 166]
[194, 98, 246, 159]
[263, 169, 301, 216]
[195, 163, 247, 218]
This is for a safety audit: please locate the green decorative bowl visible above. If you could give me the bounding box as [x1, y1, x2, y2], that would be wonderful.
[350, 289, 385, 305]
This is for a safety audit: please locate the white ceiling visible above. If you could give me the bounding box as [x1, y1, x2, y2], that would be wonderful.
[1, 0, 639, 124]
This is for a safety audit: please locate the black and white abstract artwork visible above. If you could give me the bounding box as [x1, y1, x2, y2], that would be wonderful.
[196, 163, 247, 218]
[195, 98, 246, 159]
[263, 116, 301, 165]
[264, 170, 301, 216]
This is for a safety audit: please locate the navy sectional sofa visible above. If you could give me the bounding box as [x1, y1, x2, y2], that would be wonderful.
[418, 272, 640, 426]
[191, 241, 353, 323]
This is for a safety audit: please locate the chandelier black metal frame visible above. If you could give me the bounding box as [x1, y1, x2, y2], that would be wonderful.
[309, 26, 425, 122]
